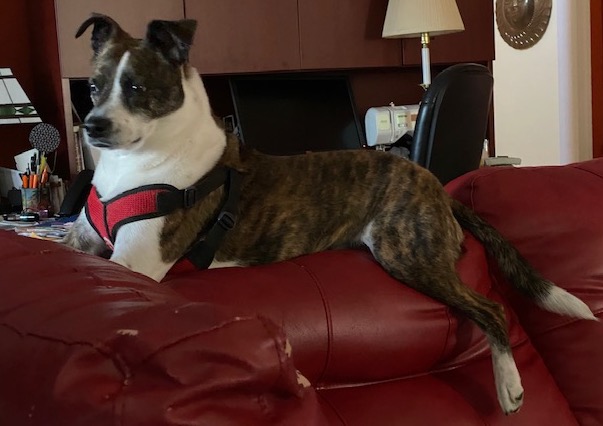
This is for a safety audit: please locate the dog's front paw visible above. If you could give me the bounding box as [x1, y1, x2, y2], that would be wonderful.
[61, 217, 106, 255]
[62, 229, 83, 250]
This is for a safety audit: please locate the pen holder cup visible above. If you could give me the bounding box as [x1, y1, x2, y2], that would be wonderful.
[21, 188, 40, 212]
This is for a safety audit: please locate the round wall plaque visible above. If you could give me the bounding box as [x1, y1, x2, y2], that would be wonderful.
[496, 0, 552, 49]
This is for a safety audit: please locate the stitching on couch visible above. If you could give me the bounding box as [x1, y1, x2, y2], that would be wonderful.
[314, 333, 532, 392]
[524, 309, 602, 337]
[315, 391, 347, 425]
[115, 388, 125, 426]
[134, 313, 257, 366]
[437, 306, 454, 366]
[256, 315, 290, 421]
[86, 272, 157, 303]
[260, 315, 286, 385]
[256, 394, 272, 422]
[0, 322, 127, 366]
[571, 164, 603, 180]
[316, 377, 488, 426]
[2, 315, 260, 388]
[289, 260, 333, 386]
[467, 171, 492, 211]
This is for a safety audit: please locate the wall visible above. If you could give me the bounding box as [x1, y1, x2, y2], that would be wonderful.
[592, 0, 603, 157]
[0, 2, 68, 177]
[492, 0, 593, 166]
[0, 2, 33, 171]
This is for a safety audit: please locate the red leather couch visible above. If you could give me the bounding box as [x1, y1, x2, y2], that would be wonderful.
[1, 159, 602, 425]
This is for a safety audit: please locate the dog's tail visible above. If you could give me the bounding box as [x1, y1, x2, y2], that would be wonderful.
[451, 199, 597, 321]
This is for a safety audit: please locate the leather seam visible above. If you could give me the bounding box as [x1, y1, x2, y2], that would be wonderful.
[135, 314, 258, 366]
[289, 260, 333, 386]
[438, 306, 454, 365]
[314, 335, 532, 391]
[257, 316, 289, 421]
[571, 163, 603, 180]
[520, 310, 602, 337]
[316, 391, 347, 425]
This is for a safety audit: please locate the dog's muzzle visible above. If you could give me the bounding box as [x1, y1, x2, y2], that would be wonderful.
[84, 116, 114, 147]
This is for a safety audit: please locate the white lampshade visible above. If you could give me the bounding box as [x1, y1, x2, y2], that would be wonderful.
[382, 0, 465, 39]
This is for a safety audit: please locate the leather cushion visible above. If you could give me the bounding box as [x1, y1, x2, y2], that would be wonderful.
[447, 159, 603, 425]
[0, 231, 326, 426]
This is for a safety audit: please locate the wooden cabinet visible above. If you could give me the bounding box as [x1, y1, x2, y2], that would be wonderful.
[186, 0, 402, 73]
[55, 0, 184, 78]
[298, 0, 402, 70]
[185, 0, 300, 74]
[188, 0, 493, 72]
[56, 0, 493, 77]
[402, 0, 495, 65]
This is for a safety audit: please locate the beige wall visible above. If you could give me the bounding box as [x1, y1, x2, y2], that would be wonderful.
[492, 0, 592, 166]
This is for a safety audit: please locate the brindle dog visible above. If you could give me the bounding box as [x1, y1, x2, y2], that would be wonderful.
[66, 15, 596, 415]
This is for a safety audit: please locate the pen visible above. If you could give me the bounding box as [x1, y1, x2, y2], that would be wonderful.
[32, 153, 37, 175]
[40, 168, 49, 185]
[30, 154, 37, 175]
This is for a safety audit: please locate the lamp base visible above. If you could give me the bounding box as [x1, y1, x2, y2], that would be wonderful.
[420, 32, 431, 90]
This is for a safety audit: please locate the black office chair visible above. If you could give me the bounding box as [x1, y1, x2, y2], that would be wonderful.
[410, 63, 493, 185]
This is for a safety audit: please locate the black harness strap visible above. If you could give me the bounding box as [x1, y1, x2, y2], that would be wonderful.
[185, 167, 242, 269]
[157, 167, 231, 212]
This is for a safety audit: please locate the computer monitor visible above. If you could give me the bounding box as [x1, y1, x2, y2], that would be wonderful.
[229, 74, 366, 156]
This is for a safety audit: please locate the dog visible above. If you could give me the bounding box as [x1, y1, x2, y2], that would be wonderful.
[64, 14, 597, 415]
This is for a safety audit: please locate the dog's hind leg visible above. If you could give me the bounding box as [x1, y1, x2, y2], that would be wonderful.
[414, 272, 522, 414]
[363, 221, 524, 414]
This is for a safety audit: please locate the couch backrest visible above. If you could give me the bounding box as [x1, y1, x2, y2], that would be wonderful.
[447, 159, 603, 425]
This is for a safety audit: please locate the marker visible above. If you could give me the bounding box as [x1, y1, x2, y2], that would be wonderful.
[40, 169, 49, 185]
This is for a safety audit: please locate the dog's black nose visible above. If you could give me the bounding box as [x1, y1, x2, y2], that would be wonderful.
[84, 116, 112, 139]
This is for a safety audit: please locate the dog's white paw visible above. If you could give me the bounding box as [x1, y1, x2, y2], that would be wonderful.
[492, 347, 524, 415]
[496, 370, 524, 415]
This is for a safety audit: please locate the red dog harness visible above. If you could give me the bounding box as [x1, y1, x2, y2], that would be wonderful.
[85, 167, 241, 270]
[86, 184, 177, 250]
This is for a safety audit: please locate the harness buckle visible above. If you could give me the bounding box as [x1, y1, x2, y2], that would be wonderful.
[217, 211, 236, 230]
[183, 188, 197, 208]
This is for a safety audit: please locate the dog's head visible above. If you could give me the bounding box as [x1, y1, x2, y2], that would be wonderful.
[76, 14, 197, 150]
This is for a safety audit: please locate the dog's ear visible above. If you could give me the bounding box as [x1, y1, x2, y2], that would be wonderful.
[145, 19, 197, 66]
[75, 13, 126, 56]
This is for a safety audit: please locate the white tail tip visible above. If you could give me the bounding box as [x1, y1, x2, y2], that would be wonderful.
[538, 286, 598, 321]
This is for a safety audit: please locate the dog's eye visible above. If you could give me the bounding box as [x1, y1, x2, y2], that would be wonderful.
[89, 83, 99, 94]
[131, 84, 146, 93]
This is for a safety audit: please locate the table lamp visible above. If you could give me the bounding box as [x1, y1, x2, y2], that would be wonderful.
[382, 0, 465, 89]
[0, 68, 41, 124]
